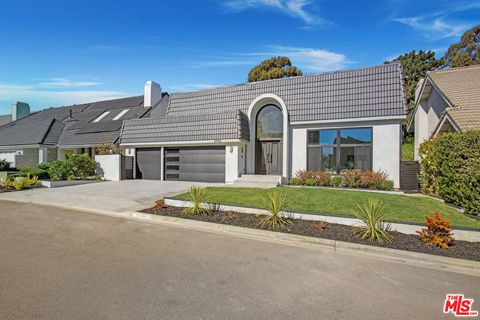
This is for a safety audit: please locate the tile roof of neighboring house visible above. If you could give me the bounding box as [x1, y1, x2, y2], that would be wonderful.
[0, 118, 64, 146]
[0, 95, 151, 148]
[166, 62, 406, 122]
[120, 63, 405, 145]
[428, 64, 480, 131]
[121, 110, 250, 144]
[0, 114, 11, 127]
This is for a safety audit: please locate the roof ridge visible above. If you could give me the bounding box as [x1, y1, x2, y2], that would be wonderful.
[169, 62, 401, 96]
[429, 64, 480, 75]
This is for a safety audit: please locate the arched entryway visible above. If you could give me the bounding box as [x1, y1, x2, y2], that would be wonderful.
[255, 105, 283, 175]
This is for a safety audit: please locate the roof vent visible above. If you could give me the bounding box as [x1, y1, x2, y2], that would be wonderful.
[144, 81, 162, 108]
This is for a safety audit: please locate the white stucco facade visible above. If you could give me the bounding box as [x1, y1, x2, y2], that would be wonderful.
[288, 119, 402, 188]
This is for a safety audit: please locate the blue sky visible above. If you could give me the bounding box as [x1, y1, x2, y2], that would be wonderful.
[0, 0, 478, 113]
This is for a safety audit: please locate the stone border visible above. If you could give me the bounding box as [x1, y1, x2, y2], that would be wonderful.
[40, 180, 102, 188]
[1, 197, 479, 276]
[164, 198, 480, 242]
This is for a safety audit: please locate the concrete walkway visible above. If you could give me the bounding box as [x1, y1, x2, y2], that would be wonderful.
[1, 201, 479, 320]
[0, 180, 219, 212]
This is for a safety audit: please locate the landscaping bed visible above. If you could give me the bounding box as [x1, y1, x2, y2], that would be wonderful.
[142, 205, 480, 261]
[172, 187, 480, 230]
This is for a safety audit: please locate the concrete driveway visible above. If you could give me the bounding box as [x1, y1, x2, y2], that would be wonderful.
[1, 201, 479, 320]
[0, 180, 218, 212]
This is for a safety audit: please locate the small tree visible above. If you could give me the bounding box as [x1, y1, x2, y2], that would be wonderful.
[248, 57, 302, 82]
[417, 213, 453, 249]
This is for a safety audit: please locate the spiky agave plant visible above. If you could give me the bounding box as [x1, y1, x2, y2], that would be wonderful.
[258, 191, 292, 231]
[183, 185, 211, 216]
[352, 198, 393, 243]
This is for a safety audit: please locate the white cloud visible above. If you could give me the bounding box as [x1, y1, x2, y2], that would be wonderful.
[0, 83, 131, 111]
[394, 17, 471, 39]
[220, 0, 330, 25]
[195, 45, 351, 72]
[38, 78, 102, 88]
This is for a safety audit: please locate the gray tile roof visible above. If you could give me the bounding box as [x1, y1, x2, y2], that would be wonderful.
[166, 62, 406, 122]
[121, 110, 249, 144]
[0, 118, 64, 146]
[0, 95, 151, 148]
[120, 63, 405, 145]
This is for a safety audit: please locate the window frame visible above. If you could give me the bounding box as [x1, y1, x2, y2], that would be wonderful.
[307, 127, 373, 173]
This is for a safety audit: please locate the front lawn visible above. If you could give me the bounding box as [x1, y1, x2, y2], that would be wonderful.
[173, 186, 480, 230]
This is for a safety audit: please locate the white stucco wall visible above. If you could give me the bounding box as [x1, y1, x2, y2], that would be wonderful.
[289, 120, 402, 188]
[225, 145, 240, 183]
[414, 100, 429, 160]
[95, 154, 121, 181]
[0, 151, 17, 167]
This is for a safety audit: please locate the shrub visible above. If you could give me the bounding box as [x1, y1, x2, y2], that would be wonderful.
[68, 154, 95, 179]
[5, 175, 38, 191]
[379, 180, 394, 191]
[290, 177, 301, 185]
[295, 169, 314, 184]
[48, 160, 70, 181]
[0, 159, 11, 171]
[341, 170, 363, 188]
[47, 154, 95, 181]
[313, 171, 331, 186]
[417, 212, 453, 249]
[305, 178, 317, 186]
[419, 131, 480, 215]
[183, 186, 210, 216]
[331, 176, 342, 187]
[352, 198, 393, 243]
[154, 199, 168, 209]
[258, 191, 291, 231]
[17, 166, 50, 180]
[359, 170, 389, 189]
[96, 143, 123, 155]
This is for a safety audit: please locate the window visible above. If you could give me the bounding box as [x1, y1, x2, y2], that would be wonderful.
[93, 111, 110, 123]
[256, 105, 283, 139]
[307, 128, 372, 173]
[113, 109, 129, 120]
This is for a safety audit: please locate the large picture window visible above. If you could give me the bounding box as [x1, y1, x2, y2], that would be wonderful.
[307, 128, 372, 173]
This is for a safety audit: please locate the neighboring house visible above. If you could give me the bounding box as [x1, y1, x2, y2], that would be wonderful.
[408, 64, 480, 160]
[0, 81, 167, 167]
[120, 63, 406, 187]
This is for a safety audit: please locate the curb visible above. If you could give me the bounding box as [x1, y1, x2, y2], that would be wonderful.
[2, 198, 480, 276]
[164, 198, 480, 242]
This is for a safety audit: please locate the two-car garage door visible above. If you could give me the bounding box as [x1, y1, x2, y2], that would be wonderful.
[136, 146, 225, 183]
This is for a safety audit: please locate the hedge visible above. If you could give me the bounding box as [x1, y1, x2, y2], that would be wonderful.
[419, 131, 480, 215]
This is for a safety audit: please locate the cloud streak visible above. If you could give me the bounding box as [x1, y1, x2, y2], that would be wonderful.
[195, 45, 351, 72]
[393, 17, 471, 39]
[220, 0, 330, 26]
[37, 78, 102, 88]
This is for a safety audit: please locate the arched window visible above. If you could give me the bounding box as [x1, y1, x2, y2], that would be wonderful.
[256, 105, 283, 139]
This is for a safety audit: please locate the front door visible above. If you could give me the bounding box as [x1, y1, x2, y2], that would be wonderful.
[257, 141, 282, 175]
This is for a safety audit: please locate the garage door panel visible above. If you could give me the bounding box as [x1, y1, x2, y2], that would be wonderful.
[136, 148, 162, 180]
[165, 146, 225, 183]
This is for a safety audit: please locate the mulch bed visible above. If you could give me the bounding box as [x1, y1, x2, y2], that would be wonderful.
[141, 205, 480, 261]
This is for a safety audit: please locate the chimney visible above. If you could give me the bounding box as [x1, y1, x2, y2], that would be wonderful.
[12, 101, 30, 121]
[144, 81, 162, 108]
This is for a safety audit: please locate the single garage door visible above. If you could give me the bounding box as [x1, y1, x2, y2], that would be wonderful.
[165, 147, 225, 183]
[136, 148, 162, 180]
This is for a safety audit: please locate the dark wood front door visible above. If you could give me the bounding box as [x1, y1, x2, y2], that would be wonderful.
[256, 141, 282, 175]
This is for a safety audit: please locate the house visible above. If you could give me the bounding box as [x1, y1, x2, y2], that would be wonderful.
[408, 64, 480, 160]
[0, 81, 167, 167]
[120, 63, 406, 187]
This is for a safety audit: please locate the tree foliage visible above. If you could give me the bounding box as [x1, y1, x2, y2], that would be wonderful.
[248, 56, 302, 82]
[443, 24, 480, 68]
[385, 50, 440, 135]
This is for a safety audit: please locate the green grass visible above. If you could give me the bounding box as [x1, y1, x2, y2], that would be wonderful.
[173, 186, 480, 230]
[402, 140, 414, 160]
